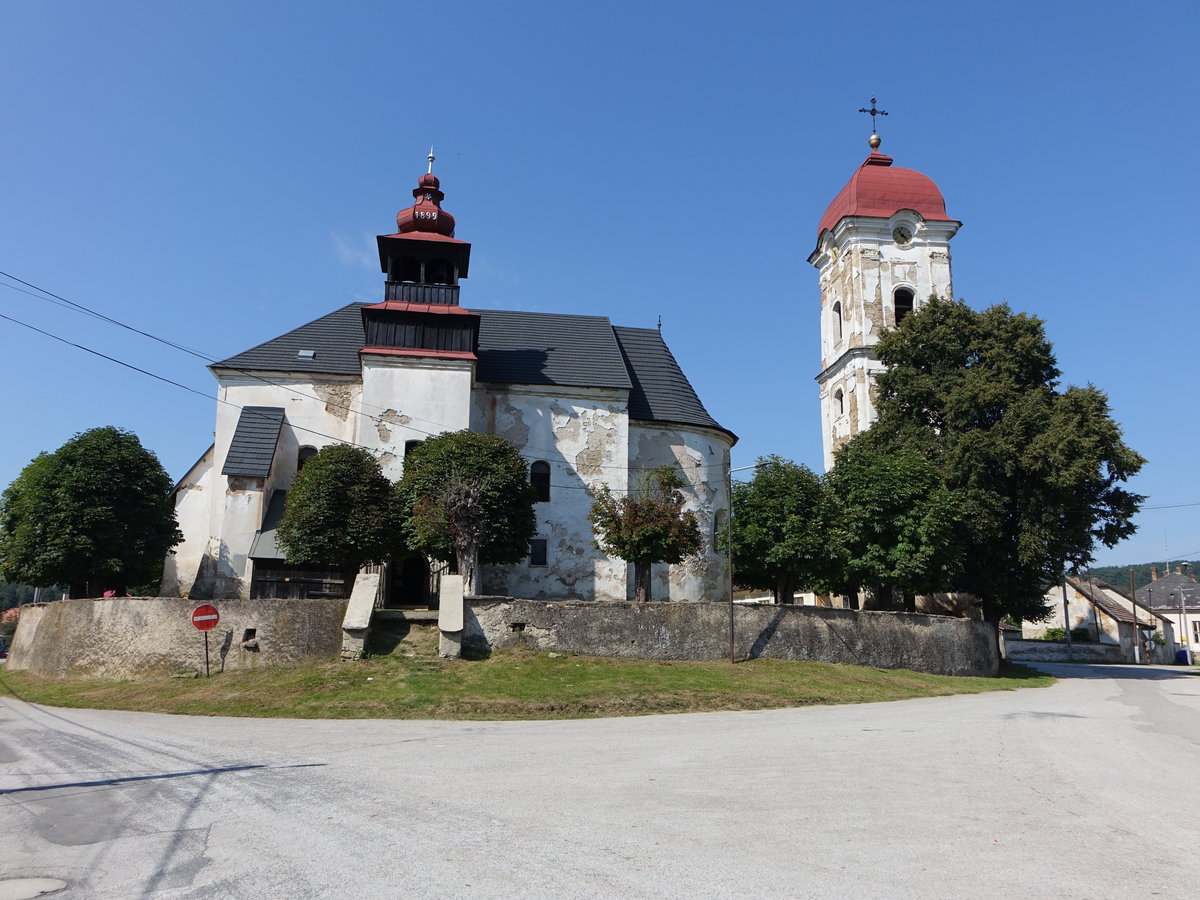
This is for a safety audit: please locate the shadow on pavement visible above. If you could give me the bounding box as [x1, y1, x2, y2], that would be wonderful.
[1021, 662, 1200, 681]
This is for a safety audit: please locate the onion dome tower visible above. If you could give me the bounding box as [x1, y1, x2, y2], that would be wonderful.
[808, 128, 960, 470]
[357, 152, 480, 478]
[361, 151, 479, 361]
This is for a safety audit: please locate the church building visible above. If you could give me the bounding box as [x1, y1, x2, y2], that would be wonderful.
[164, 163, 735, 605]
[810, 131, 960, 470]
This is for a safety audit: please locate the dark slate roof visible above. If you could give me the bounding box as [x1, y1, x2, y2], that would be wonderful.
[1071, 578, 1165, 626]
[222, 407, 285, 478]
[249, 489, 287, 560]
[1135, 572, 1200, 610]
[475, 309, 632, 390]
[613, 326, 728, 436]
[210, 303, 731, 437]
[212, 303, 365, 376]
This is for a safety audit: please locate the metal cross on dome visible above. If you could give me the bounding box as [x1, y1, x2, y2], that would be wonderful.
[858, 97, 888, 132]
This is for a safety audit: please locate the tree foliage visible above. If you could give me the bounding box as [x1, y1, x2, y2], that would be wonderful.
[275, 444, 401, 575]
[730, 456, 836, 603]
[589, 466, 702, 602]
[395, 431, 537, 595]
[826, 441, 966, 610]
[859, 297, 1144, 625]
[0, 427, 182, 597]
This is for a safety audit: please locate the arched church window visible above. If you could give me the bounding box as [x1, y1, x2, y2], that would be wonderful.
[530, 461, 551, 503]
[832, 301, 843, 341]
[834, 389, 845, 418]
[894, 288, 915, 326]
[297, 446, 318, 473]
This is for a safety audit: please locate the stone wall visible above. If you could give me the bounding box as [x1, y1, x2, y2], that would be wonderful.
[1003, 639, 1125, 664]
[463, 599, 998, 677]
[7, 596, 348, 679]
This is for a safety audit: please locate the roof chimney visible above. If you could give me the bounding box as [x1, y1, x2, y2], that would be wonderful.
[1151, 566, 1158, 581]
[1176, 565, 1182, 575]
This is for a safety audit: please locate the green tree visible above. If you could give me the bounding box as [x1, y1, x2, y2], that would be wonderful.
[0, 427, 182, 597]
[730, 455, 836, 603]
[275, 444, 401, 577]
[826, 441, 966, 611]
[395, 431, 537, 595]
[589, 465, 702, 603]
[861, 297, 1144, 630]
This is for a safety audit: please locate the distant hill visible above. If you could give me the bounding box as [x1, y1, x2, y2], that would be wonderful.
[1086, 562, 1199, 592]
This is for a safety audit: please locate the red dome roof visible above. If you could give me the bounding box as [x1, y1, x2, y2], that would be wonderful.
[396, 172, 456, 237]
[817, 150, 952, 240]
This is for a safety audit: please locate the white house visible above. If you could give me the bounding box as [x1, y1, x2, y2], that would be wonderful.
[163, 166, 735, 605]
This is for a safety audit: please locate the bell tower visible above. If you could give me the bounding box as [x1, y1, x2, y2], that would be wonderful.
[809, 126, 961, 470]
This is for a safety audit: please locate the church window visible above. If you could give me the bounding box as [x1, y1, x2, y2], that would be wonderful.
[529, 538, 548, 567]
[530, 461, 551, 502]
[834, 389, 845, 418]
[894, 288, 915, 326]
[832, 301, 843, 341]
[297, 446, 318, 472]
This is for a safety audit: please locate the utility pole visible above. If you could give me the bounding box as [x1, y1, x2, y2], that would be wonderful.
[1130, 568, 1141, 664]
[1061, 576, 1073, 661]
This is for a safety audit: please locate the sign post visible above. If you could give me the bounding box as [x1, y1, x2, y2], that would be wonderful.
[191, 604, 220, 677]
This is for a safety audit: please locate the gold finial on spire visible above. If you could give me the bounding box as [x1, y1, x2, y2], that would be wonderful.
[858, 96, 888, 149]
[427, 146, 436, 174]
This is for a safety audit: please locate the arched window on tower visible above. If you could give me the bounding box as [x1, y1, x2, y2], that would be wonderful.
[894, 288, 915, 326]
[834, 389, 845, 418]
[530, 461, 551, 503]
[832, 301, 843, 342]
[297, 446, 318, 473]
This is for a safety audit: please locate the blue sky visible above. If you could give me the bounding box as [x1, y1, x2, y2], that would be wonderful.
[2, 0, 1196, 568]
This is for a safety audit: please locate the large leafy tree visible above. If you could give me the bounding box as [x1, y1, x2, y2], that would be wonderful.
[275, 444, 401, 576]
[0, 427, 182, 597]
[395, 431, 536, 595]
[730, 455, 836, 603]
[860, 297, 1144, 628]
[826, 441, 966, 611]
[589, 465, 702, 603]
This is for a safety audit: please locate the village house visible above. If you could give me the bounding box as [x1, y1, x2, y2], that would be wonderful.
[1136, 564, 1200, 662]
[163, 161, 735, 606]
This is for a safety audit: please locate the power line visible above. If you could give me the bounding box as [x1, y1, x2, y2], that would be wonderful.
[1, 269, 731, 478]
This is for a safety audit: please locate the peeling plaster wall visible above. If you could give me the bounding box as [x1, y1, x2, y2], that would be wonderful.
[472, 385, 629, 602]
[811, 214, 958, 471]
[182, 373, 363, 599]
[358, 356, 473, 481]
[7, 597, 348, 678]
[629, 422, 732, 602]
[464, 599, 999, 676]
[162, 447, 214, 597]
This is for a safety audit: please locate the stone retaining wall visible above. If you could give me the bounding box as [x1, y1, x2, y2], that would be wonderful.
[7, 596, 348, 678]
[463, 599, 999, 676]
[1003, 639, 1125, 664]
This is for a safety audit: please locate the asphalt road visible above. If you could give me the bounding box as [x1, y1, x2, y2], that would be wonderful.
[2, 663, 1198, 899]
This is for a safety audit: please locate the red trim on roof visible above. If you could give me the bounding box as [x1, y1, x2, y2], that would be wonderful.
[362, 301, 479, 316]
[377, 231, 469, 245]
[360, 347, 477, 361]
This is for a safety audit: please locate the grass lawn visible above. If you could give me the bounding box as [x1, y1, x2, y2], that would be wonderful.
[0, 626, 1053, 720]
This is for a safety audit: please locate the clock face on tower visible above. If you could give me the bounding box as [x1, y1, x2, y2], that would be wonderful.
[892, 225, 913, 246]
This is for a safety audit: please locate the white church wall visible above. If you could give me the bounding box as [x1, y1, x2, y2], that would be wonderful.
[358, 355, 474, 480]
[472, 384, 630, 602]
[161, 446, 214, 597]
[629, 422, 732, 602]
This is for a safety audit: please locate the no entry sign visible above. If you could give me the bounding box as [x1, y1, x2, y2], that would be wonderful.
[191, 604, 220, 631]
